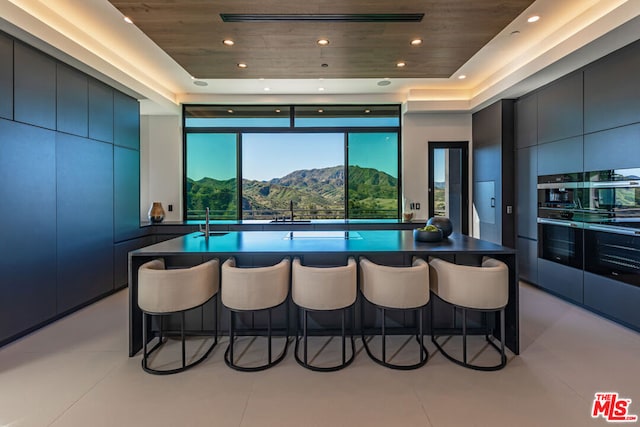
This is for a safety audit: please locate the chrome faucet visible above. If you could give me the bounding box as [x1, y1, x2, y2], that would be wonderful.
[199, 207, 210, 241]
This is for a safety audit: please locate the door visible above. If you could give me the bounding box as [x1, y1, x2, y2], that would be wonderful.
[428, 141, 469, 235]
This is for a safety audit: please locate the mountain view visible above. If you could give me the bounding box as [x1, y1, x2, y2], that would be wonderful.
[187, 165, 398, 219]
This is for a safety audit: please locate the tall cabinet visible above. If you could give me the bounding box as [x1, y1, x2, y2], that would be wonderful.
[0, 32, 146, 345]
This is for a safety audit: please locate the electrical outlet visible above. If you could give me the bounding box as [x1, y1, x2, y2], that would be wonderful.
[506, 205, 512, 214]
[415, 203, 420, 210]
[410, 202, 415, 210]
[168, 204, 173, 212]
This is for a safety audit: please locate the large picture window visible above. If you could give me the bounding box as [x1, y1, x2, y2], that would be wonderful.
[184, 105, 400, 220]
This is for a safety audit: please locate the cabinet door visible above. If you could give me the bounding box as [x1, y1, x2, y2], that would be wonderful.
[14, 43, 56, 130]
[584, 272, 640, 329]
[0, 119, 57, 342]
[115, 147, 141, 242]
[114, 236, 153, 289]
[114, 92, 140, 150]
[537, 72, 583, 144]
[584, 40, 640, 133]
[515, 94, 537, 148]
[89, 79, 114, 143]
[537, 136, 583, 175]
[0, 33, 12, 120]
[516, 146, 537, 239]
[537, 258, 583, 304]
[56, 134, 114, 313]
[517, 237, 538, 284]
[57, 64, 88, 137]
[584, 123, 640, 172]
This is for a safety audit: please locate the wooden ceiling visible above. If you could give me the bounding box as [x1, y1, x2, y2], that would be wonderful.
[108, 0, 536, 79]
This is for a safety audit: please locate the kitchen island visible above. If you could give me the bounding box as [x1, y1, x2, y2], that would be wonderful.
[128, 230, 518, 356]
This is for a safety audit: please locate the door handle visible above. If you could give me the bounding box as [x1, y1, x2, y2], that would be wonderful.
[490, 197, 495, 208]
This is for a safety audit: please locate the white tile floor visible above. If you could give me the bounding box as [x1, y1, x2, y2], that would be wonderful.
[1, 282, 639, 427]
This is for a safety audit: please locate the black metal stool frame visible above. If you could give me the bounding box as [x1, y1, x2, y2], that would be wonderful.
[224, 300, 290, 372]
[142, 294, 218, 375]
[294, 304, 356, 372]
[360, 296, 429, 370]
[431, 294, 506, 371]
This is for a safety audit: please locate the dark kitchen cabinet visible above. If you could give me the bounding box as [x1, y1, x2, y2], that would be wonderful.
[14, 42, 56, 130]
[584, 123, 640, 172]
[584, 272, 640, 330]
[56, 134, 114, 313]
[0, 119, 57, 343]
[516, 146, 537, 239]
[114, 236, 153, 289]
[515, 94, 537, 149]
[114, 92, 140, 150]
[537, 136, 583, 176]
[537, 258, 583, 304]
[472, 99, 515, 248]
[115, 146, 141, 242]
[537, 72, 583, 144]
[57, 64, 88, 137]
[89, 79, 114, 143]
[517, 237, 538, 284]
[0, 33, 12, 120]
[584, 39, 640, 134]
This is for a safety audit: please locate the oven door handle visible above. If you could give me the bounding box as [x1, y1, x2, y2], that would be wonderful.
[584, 223, 640, 236]
[537, 218, 584, 228]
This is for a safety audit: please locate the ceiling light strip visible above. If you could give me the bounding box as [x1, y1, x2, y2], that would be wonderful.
[220, 13, 424, 23]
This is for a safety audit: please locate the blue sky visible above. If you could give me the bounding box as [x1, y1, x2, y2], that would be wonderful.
[187, 132, 399, 182]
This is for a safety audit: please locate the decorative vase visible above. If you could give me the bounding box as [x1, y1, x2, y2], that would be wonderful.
[148, 202, 165, 223]
[426, 216, 453, 238]
[402, 212, 414, 222]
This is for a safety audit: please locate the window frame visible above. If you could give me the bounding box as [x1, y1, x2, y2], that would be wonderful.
[182, 104, 402, 220]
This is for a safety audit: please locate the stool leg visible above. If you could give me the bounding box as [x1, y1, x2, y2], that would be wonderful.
[268, 308, 272, 365]
[303, 308, 308, 365]
[142, 312, 148, 369]
[229, 310, 235, 366]
[419, 307, 424, 364]
[342, 309, 346, 365]
[181, 311, 186, 368]
[462, 308, 467, 365]
[500, 308, 506, 364]
[381, 307, 386, 364]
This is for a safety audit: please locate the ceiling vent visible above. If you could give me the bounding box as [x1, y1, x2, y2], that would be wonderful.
[220, 13, 424, 23]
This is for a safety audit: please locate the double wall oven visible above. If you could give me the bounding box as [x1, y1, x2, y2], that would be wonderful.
[537, 168, 640, 286]
[537, 173, 584, 269]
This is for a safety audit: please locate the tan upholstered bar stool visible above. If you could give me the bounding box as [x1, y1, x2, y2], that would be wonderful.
[292, 257, 357, 371]
[429, 256, 509, 371]
[138, 258, 219, 375]
[221, 257, 290, 372]
[359, 257, 430, 370]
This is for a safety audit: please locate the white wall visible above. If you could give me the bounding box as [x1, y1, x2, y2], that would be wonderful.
[401, 112, 472, 222]
[140, 115, 183, 222]
[140, 111, 472, 223]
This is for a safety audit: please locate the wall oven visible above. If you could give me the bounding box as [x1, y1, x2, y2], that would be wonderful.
[583, 168, 640, 224]
[584, 224, 640, 287]
[537, 173, 584, 269]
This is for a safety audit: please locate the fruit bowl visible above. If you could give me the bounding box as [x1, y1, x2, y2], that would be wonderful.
[413, 227, 443, 242]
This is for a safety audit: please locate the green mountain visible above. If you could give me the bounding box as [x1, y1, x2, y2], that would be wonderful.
[186, 165, 398, 219]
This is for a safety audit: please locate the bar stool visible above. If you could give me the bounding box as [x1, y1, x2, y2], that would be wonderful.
[221, 257, 290, 372]
[137, 258, 219, 375]
[429, 256, 509, 371]
[292, 257, 357, 371]
[359, 257, 430, 370]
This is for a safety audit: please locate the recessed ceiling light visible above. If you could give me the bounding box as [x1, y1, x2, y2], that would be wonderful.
[123, 16, 133, 24]
[318, 109, 324, 113]
[364, 109, 371, 113]
[317, 39, 330, 46]
[275, 109, 281, 113]
[318, 87, 325, 92]
[527, 15, 540, 23]
[264, 87, 270, 91]
[227, 109, 234, 113]
[193, 80, 208, 86]
[396, 62, 406, 68]
[410, 39, 422, 46]
[222, 39, 235, 46]
[259, 78, 265, 81]
[237, 63, 247, 68]
[321, 63, 329, 68]
[458, 75, 467, 80]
